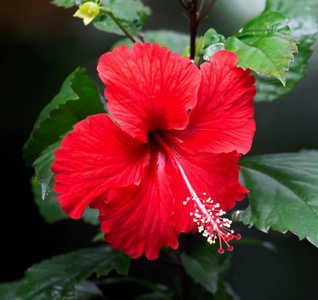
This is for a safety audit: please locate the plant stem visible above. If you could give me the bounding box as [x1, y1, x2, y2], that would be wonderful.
[178, 0, 189, 10]
[196, 0, 217, 25]
[198, 0, 205, 17]
[189, 0, 198, 61]
[136, 33, 146, 43]
[100, 7, 136, 43]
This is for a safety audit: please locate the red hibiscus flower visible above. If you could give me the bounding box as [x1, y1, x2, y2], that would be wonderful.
[51, 42, 256, 260]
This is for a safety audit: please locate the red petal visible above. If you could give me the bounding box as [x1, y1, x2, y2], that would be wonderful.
[163, 132, 248, 233]
[51, 114, 149, 219]
[99, 143, 179, 260]
[97, 42, 200, 142]
[173, 50, 256, 155]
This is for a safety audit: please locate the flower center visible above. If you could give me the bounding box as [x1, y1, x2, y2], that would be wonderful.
[151, 130, 240, 253]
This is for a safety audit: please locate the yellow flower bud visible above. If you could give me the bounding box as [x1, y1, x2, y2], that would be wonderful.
[73, 2, 100, 25]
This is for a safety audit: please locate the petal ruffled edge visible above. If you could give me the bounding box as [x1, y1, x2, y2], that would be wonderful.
[52, 114, 150, 219]
[172, 50, 256, 155]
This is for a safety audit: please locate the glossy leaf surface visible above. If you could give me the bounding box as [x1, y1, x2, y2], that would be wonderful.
[111, 30, 189, 55]
[254, 0, 318, 101]
[236, 150, 318, 248]
[15, 246, 130, 300]
[202, 28, 226, 60]
[31, 176, 100, 225]
[0, 281, 19, 300]
[23, 68, 105, 166]
[226, 11, 298, 86]
[180, 244, 232, 294]
[93, 0, 150, 37]
[51, 0, 78, 8]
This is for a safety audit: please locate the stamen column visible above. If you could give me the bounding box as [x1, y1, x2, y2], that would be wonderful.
[151, 130, 240, 253]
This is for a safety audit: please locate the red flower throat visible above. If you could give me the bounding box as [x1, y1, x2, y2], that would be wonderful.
[52, 42, 255, 259]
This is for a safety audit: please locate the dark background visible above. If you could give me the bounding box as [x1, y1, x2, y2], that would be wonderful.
[1, 0, 318, 299]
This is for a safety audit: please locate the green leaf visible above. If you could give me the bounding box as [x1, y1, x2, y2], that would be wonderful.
[31, 175, 68, 223]
[181, 278, 238, 300]
[225, 11, 298, 86]
[33, 137, 63, 200]
[202, 28, 226, 60]
[92, 230, 105, 243]
[180, 245, 232, 295]
[254, 0, 318, 101]
[236, 150, 318, 248]
[213, 281, 240, 300]
[111, 30, 189, 55]
[23, 68, 105, 167]
[70, 280, 103, 300]
[31, 175, 100, 225]
[0, 281, 19, 300]
[81, 205, 101, 226]
[15, 246, 130, 300]
[93, 0, 151, 37]
[51, 0, 78, 8]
